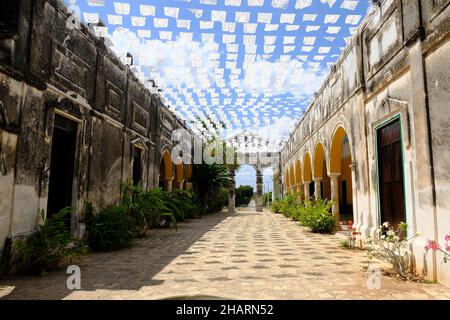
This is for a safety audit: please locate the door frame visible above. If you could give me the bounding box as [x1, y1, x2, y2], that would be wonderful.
[374, 113, 408, 229]
[48, 109, 82, 232]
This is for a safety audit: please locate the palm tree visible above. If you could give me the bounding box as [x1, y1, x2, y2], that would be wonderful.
[192, 163, 232, 214]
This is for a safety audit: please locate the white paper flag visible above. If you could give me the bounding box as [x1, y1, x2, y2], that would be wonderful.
[272, 0, 289, 9]
[264, 24, 279, 31]
[225, 0, 242, 6]
[280, 13, 296, 24]
[200, 21, 214, 29]
[248, 0, 264, 6]
[295, 0, 312, 9]
[211, 10, 227, 23]
[235, 12, 251, 23]
[131, 16, 146, 27]
[243, 23, 258, 33]
[114, 2, 130, 15]
[140, 5, 155, 16]
[84, 12, 99, 24]
[257, 12, 272, 24]
[107, 15, 123, 25]
[154, 18, 169, 28]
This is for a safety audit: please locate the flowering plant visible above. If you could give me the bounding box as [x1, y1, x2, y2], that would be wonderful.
[425, 233, 450, 263]
[366, 222, 418, 280]
[340, 220, 361, 249]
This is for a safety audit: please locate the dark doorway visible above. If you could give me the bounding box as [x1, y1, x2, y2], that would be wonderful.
[132, 147, 142, 186]
[47, 114, 77, 224]
[309, 182, 315, 200]
[377, 119, 406, 227]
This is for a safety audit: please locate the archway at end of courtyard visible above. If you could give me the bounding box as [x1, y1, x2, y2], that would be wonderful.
[235, 164, 276, 212]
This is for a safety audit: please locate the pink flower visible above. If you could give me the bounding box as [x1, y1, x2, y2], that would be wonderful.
[445, 244, 450, 252]
[445, 233, 450, 242]
[426, 240, 440, 251]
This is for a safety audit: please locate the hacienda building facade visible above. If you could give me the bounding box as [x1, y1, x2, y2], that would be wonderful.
[0, 0, 193, 255]
[279, 0, 450, 286]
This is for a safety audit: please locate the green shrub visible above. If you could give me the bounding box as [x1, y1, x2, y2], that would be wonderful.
[13, 208, 87, 275]
[271, 200, 282, 213]
[235, 185, 254, 206]
[163, 189, 195, 221]
[279, 193, 302, 218]
[208, 187, 229, 213]
[121, 182, 177, 234]
[86, 205, 135, 251]
[192, 163, 232, 214]
[299, 199, 335, 234]
[274, 195, 335, 234]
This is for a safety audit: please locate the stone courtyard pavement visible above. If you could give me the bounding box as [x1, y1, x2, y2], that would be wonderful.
[1, 210, 450, 300]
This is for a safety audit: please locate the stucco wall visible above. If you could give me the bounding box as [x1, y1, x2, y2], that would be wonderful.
[280, 0, 450, 286]
[0, 0, 191, 252]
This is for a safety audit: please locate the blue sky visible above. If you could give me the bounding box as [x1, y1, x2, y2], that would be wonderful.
[67, 0, 370, 139]
[66, 0, 371, 187]
[236, 165, 273, 192]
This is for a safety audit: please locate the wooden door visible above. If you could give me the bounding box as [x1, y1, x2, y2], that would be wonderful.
[377, 119, 406, 227]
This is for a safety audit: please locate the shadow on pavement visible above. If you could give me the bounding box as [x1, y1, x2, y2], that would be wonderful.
[0, 211, 230, 300]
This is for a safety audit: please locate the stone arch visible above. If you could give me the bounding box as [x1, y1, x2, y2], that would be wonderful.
[330, 126, 345, 174]
[159, 149, 173, 191]
[303, 152, 314, 199]
[284, 167, 290, 193]
[327, 115, 354, 170]
[289, 162, 295, 193]
[295, 158, 302, 185]
[328, 125, 354, 223]
[173, 161, 184, 190]
[303, 153, 312, 182]
[313, 141, 331, 200]
[313, 142, 325, 179]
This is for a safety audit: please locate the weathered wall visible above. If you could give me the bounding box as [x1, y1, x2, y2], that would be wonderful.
[281, 0, 450, 286]
[0, 0, 191, 252]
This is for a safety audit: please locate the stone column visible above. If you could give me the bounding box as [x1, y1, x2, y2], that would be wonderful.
[166, 178, 173, 192]
[329, 173, 340, 226]
[228, 169, 236, 214]
[303, 181, 311, 200]
[314, 178, 322, 200]
[256, 170, 263, 212]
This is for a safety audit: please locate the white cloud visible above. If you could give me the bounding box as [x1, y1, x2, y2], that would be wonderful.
[241, 57, 327, 98]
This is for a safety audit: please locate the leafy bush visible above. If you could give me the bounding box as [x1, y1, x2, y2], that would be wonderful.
[273, 195, 335, 234]
[163, 189, 196, 221]
[192, 163, 232, 214]
[235, 185, 254, 206]
[279, 193, 303, 218]
[271, 200, 282, 213]
[86, 205, 135, 251]
[299, 199, 335, 234]
[121, 182, 177, 234]
[13, 208, 87, 275]
[208, 187, 229, 213]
